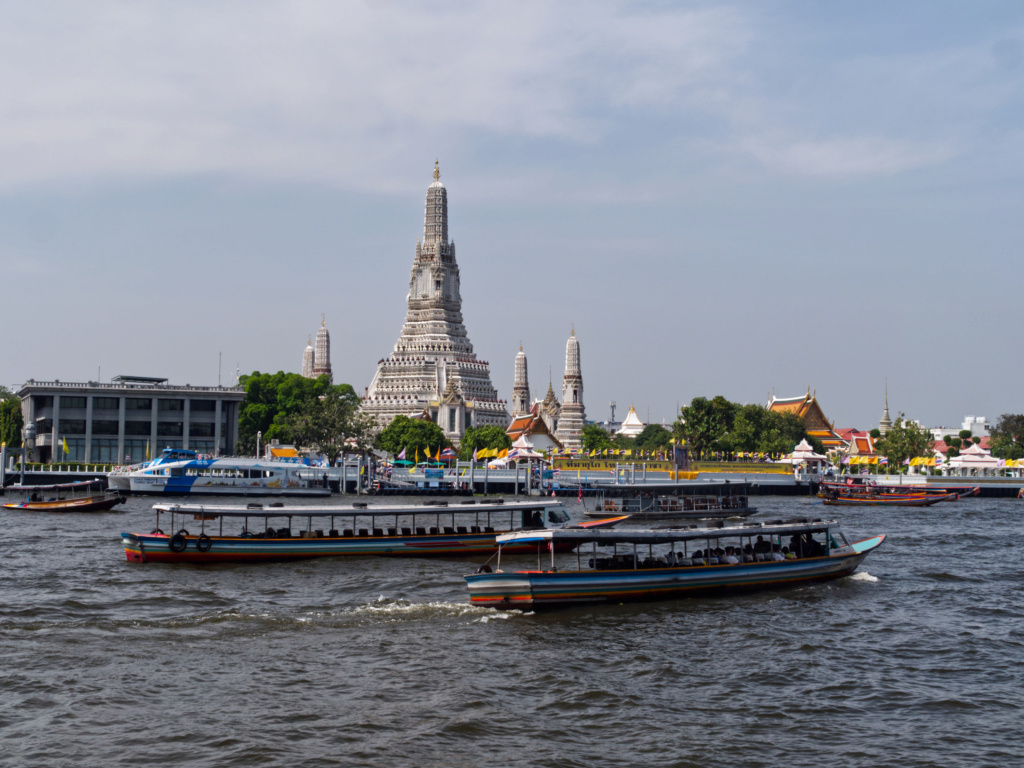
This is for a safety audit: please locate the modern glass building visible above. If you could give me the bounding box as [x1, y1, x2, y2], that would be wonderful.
[18, 375, 245, 463]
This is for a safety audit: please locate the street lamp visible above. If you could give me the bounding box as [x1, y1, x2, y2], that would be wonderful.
[21, 421, 37, 485]
[256, 430, 262, 459]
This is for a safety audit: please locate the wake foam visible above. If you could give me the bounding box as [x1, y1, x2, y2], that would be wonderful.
[848, 571, 879, 583]
[348, 595, 530, 623]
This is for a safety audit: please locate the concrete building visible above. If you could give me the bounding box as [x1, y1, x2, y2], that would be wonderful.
[18, 376, 245, 463]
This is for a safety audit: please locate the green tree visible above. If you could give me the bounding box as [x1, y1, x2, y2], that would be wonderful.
[459, 425, 512, 460]
[0, 398, 24, 448]
[634, 424, 672, 452]
[958, 429, 973, 441]
[581, 423, 613, 453]
[869, 428, 881, 440]
[235, 371, 357, 454]
[0, 386, 18, 402]
[673, 396, 736, 459]
[989, 414, 1024, 460]
[876, 415, 933, 473]
[374, 415, 449, 460]
[283, 389, 371, 464]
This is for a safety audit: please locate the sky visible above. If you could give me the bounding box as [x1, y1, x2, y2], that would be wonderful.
[1, 1, 1022, 430]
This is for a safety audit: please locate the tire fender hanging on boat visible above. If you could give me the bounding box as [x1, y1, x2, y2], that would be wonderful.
[169, 533, 188, 553]
[196, 533, 212, 553]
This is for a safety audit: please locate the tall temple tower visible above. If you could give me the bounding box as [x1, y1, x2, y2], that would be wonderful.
[555, 328, 586, 450]
[301, 336, 315, 379]
[312, 314, 333, 384]
[512, 345, 530, 416]
[879, 382, 892, 437]
[361, 162, 508, 442]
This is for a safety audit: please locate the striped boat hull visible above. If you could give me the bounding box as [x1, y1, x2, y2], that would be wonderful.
[465, 547, 879, 609]
[121, 531, 573, 564]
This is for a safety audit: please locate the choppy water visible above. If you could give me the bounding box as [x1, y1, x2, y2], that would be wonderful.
[1, 494, 1022, 767]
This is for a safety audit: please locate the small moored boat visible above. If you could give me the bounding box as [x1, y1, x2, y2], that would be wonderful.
[464, 518, 884, 609]
[121, 499, 620, 564]
[821, 492, 952, 507]
[3, 480, 125, 513]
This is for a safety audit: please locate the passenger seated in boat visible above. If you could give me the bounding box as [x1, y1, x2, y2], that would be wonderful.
[722, 547, 739, 564]
[782, 547, 796, 560]
[742, 544, 755, 562]
[771, 544, 785, 561]
[804, 533, 825, 557]
[691, 550, 705, 566]
[789, 535, 804, 558]
[753, 535, 771, 557]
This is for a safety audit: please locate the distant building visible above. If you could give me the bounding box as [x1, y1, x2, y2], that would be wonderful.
[878, 385, 893, 437]
[301, 315, 333, 383]
[616, 405, 645, 437]
[766, 389, 845, 450]
[506, 410, 563, 454]
[18, 376, 244, 463]
[512, 345, 530, 416]
[929, 416, 990, 442]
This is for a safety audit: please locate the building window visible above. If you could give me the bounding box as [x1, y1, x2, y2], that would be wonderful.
[126, 398, 152, 410]
[59, 396, 87, 409]
[190, 440, 216, 455]
[93, 397, 119, 410]
[125, 421, 151, 436]
[158, 399, 184, 412]
[58, 419, 86, 434]
[59, 437, 86, 461]
[122, 439, 150, 464]
[190, 422, 215, 437]
[449, 409, 456, 433]
[90, 439, 119, 463]
[190, 400, 217, 412]
[157, 422, 183, 437]
[92, 420, 119, 436]
[34, 395, 54, 409]
[435, 280, 442, 292]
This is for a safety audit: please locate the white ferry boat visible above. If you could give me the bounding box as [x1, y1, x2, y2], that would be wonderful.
[120, 449, 330, 497]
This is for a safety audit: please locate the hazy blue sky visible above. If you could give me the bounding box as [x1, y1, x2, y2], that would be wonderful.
[1, 1, 1021, 430]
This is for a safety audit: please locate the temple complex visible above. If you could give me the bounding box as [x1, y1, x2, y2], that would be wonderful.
[766, 389, 845, 450]
[361, 162, 508, 443]
[512, 345, 530, 416]
[554, 328, 586, 451]
[537, 375, 561, 434]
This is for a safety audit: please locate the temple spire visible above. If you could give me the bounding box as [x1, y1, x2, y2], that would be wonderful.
[879, 380, 892, 437]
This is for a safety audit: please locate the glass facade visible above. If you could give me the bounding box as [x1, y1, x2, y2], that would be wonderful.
[190, 400, 217, 412]
[122, 439, 150, 464]
[90, 439, 120, 463]
[190, 440, 216, 454]
[60, 438, 86, 461]
[158, 399, 184, 411]
[59, 419, 86, 434]
[92, 420, 119, 436]
[190, 422, 215, 437]
[93, 397, 120, 410]
[125, 421, 151, 436]
[126, 398, 152, 410]
[157, 422, 183, 437]
[60, 396, 87, 409]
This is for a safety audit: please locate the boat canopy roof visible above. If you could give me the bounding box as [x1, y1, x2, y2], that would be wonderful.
[6, 479, 107, 492]
[497, 518, 841, 546]
[152, 499, 566, 519]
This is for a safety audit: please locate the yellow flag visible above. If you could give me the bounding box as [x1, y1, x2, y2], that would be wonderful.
[63, 437, 70, 455]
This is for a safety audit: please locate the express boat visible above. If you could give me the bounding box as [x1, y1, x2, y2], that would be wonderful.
[464, 518, 884, 609]
[120, 499, 622, 563]
[3, 480, 125, 513]
[117, 449, 330, 496]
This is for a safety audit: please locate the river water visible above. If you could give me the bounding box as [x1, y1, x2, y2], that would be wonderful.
[1, 494, 1021, 767]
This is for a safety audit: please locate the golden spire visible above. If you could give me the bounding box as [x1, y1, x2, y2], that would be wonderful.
[519, 341, 523, 352]
[434, 159, 440, 181]
[571, 324, 575, 337]
[321, 313, 326, 327]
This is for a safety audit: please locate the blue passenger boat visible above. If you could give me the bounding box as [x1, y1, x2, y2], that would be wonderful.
[464, 518, 884, 609]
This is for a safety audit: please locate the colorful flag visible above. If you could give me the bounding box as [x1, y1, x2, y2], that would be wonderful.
[577, 486, 583, 502]
[472, 448, 478, 462]
[397, 447, 406, 460]
[62, 437, 69, 456]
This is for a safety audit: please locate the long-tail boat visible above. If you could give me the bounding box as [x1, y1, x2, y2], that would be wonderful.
[464, 518, 883, 609]
[3, 480, 125, 513]
[821, 492, 952, 507]
[121, 499, 624, 564]
[817, 480, 979, 502]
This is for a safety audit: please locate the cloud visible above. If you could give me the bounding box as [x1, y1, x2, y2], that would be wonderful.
[739, 135, 956, 177]
[0, 1, 748, 190]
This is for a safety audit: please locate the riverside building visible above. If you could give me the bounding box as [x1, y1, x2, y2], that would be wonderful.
[17, 376, 245, 463]
[361, 162, 508, 443]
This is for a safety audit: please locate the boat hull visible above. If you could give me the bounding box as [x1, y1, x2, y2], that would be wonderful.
[822, 494, 950, 507]
[465, 538, 884, 609]
[121, 531, 575, 564]
[128, 478, 330, 497]
[4, 495, 123, 513]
